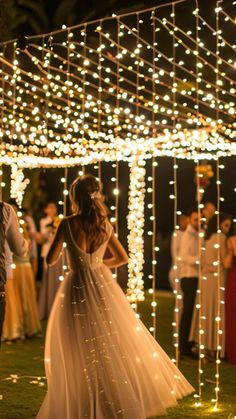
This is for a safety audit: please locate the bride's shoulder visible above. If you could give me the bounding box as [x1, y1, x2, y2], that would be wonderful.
[104, 219, 114, 237]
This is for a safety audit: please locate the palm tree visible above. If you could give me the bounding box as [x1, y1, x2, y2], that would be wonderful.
[0, 0, 14, 41]
[2, 0, 156, 39]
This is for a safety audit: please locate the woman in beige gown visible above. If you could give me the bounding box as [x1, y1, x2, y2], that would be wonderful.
[190, 213, 232, 359]
[37, 174, 193, 419]
[3, 206, 41, 341]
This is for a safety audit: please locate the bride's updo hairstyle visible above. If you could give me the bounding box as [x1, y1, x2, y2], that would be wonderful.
[69, 174, 109, 244]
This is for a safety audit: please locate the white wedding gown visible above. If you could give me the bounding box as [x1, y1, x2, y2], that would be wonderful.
[37, 220, 193, 419]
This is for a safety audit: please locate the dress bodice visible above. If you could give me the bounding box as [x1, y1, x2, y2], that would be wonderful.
[64, 219, 112, 271]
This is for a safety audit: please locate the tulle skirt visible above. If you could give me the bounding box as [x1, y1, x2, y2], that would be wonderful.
[37, 265, 193, 419]
[38, 257, 63, 320]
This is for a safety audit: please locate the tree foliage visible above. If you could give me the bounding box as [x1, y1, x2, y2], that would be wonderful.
[1, 0, 151, 39]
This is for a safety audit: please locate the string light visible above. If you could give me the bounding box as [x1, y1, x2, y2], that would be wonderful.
[114, 17, 120, 246]
[127, 155, 146, 308]
[10, 164, 29, 208]
[214, 2, 223, 410]
[110, 159, 120, 281]
[0, 165, 5, 201]
[148, 10, 158, 339]
[150, 157, 157, 337]
[194, 2, 204, 407]
[58, 167, 69, 282]
[214, 159, 222, 411]
[170, 2, 181, 366]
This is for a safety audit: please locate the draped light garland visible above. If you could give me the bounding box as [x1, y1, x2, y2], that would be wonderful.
[0, 0, 236, 167]
[10, 164, 30, 208]
[127, 155, 146, 307]
[0, 166, 5, 202]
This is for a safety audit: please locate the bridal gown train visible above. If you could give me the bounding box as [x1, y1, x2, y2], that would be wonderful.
[37, 220, 193, 419]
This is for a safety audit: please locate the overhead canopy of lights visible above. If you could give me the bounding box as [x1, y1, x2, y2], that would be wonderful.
[0, 0, 235, 168]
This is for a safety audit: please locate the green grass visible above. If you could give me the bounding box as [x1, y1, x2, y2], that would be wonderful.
[0, 292, 236, 419]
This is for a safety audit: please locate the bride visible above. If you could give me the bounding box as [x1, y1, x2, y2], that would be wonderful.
[37, 174, 193, 419]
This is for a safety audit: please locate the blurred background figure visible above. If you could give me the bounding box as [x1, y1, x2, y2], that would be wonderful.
[0, 201, 28, 343]
[190, 213, 232, 360]
[3, 200, 41, 342]
[36, 202, 59, 260]
[22, 208, 38, 277]
[202, 202, 216, 225]
[169, 214, 189, 291]
[225, 231, 236, 364]
[36, 202, 64, 320]
[178, 208, 200, 358]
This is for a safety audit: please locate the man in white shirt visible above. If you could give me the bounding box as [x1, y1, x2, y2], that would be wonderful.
[179, 207, 200, 357]
[0, 202, 28, 341]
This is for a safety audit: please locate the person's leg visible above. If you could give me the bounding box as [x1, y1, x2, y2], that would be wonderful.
[188, 277, 198, 350]
[179, 278, 190, 354]
[179, 277, 198, 355]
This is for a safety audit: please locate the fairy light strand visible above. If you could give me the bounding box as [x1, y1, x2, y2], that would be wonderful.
[194, 1, 204, 407]
[170, 1, 181, 367]
[127, 156, 146, 308]
[151, 156, 157, 338]
[149, 9, 158, 339]
[114, 17, 120, 241]
[59, 167, 69, 282]
[214, 2, 223, 411]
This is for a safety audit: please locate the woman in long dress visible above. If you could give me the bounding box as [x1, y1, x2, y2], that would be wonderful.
[3, 206, 41, 341]
[225, 234, 236, 364]
[190, 213, 232, 359]
[37, 203, 63, 319]
[37, 174, 193, 419]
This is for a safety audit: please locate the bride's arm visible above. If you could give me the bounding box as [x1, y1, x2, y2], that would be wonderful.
[103, 232, 129, 268]
[46, 219, 65, 266]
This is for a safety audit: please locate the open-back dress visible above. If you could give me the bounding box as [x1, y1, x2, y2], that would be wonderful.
[37, 219, 193, 419]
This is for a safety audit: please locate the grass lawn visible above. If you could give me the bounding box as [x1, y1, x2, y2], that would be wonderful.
[0, 292, 236, 419]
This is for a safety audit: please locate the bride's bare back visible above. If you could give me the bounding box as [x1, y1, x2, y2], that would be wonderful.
[46, 216, 128, 269]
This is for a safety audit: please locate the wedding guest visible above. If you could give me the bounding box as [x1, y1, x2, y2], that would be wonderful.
[169, 214, 189, 290]
[0, 202, 28, 342]
[36, 202, 59, 259]
[190, 213, 232, 360]
[22, 208, 38, 277]
[37, 202, 64, 319]
[179, 207, 200, 358]
[202, 201, 216, 224]
[3, 201, 40, 341]
[225, 233, 236, 364]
